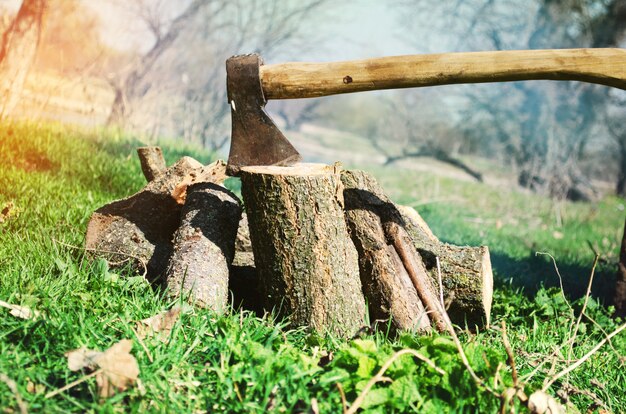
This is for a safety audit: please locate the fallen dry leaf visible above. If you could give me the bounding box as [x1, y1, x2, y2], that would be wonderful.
[26, 381, 46, 395]
[136, 306, 181, 341]
[95, 340, 140, 398]
[527, 390, 565, 414]
[0, 300, 40, 320]
[552, 231, 564, 240]
[0, 201, 17, 224]
[65, 339, 140, 398]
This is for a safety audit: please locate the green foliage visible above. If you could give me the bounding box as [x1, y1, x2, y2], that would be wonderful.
[0, 121, 624, 412]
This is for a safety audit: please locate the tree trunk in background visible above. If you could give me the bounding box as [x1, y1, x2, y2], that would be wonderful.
[106, 0, 205, 126]
[614, 219, 626, 317]
[240, 164, 366, 337]
[0, 0, 47, 119]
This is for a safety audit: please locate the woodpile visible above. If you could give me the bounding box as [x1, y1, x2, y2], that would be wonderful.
[86, 148, 493, 337]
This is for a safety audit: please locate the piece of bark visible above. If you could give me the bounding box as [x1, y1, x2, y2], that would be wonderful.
[419, 243, 493, 327]
[85, 157, 225, 281]
[137, 146, 166, 182]
[342, 172, 430, 333]
[240, 163, 366, 337]
[165, 182, 241, 312]
[341, 169, 492, 328]
[614, 218, 626, 317]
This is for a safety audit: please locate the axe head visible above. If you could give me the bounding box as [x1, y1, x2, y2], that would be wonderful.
[226, 54, 301, 176]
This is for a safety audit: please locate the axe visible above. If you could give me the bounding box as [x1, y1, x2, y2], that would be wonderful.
[226, 49, 626, 175]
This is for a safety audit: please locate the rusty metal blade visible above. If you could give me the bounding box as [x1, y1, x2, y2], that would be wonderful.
[226, 54, 301, 176]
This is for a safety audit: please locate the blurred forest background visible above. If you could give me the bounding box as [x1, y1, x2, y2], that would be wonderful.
[2, 0, 626, 202]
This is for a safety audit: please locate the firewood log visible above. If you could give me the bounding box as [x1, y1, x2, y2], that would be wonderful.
[239, 163, 366, 337]
[164, 182, 241, 312]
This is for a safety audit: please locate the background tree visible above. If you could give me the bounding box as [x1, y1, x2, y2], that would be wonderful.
[106, 0, 332, 151]
[34, 0, 117, 77]
[391, 0, 626, 199]
[0, 0, 47, 119]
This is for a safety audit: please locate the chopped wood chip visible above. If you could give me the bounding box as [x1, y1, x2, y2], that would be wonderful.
[136, 306, 181, 341]
[26, 381, 46, 395]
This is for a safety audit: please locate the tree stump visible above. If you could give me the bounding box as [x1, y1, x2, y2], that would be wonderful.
[341, 170, 492, 328]
[240, 163, 366, 337]
[165, 182, 241, 312]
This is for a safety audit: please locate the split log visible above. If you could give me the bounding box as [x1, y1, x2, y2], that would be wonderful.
[240, 163, 366, 337]
[85, 157, 227, 281]
[342, 172, 430, 333]
[341, 170, 492, 328]
[165, 182, 241, 312]
[137, 146, 166, 182]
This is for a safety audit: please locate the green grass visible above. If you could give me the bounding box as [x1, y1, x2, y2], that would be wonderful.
[1, 121, 625, 412]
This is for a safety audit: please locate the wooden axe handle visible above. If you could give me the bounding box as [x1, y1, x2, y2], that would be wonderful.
[260, 48, 626, 99]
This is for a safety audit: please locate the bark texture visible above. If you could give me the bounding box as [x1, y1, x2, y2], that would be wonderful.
[341, 170, 492, 328]
[137, 146, 167, 182]
[165, 182, 241, 312]
[240, 163, 366, 337]
[0, 0, 46, 119]
[342, 172, 430, 333]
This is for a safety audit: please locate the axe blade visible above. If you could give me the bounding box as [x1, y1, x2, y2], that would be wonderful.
[226, 54, 301, 176]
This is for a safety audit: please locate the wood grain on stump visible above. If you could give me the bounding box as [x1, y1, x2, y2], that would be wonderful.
[165, 182, 241, 312]
[240, 163, 366, 337]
